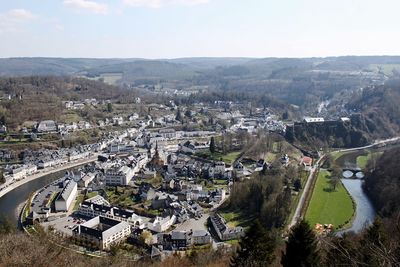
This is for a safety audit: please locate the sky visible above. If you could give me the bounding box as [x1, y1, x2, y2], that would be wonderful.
[0, 0, 399, 58]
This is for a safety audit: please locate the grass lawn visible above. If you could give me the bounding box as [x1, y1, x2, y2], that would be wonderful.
[73, 194, 85, 210]
[219, 210, 254, 229]
[86, 191, 98, 199]
[61, 112, 82, 124]
[264, 152, 276, 162]
[331, 151, 348, 161]
[196, 151, 241, 165]
[305, 170, 354, 229]
[356, 152, 383, 169]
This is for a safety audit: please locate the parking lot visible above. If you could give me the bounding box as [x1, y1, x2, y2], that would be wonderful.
[42, 215, 87, 236]
[175, 214, 209, 232]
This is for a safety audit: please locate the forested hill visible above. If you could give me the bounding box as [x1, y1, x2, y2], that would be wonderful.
[364, 147, 400, 217]
[347, 79, 400, 139]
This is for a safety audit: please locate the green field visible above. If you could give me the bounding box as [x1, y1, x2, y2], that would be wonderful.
[196, 151, 241, 165]
[369, 64, 400, 75]
[356, 152, 383, 169]
[100, 73, 123, 85]
[219, 211, 252, 228]
[305, 170, 354, 229]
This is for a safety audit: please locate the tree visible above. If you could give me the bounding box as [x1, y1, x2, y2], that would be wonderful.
[175, 108, 183, 122]
[107, 102, 113, 113]
[231, 220, 276, 267]
[329, 165, 342, 191]
[293, 178, 302, 192]
[210, 137, 216, 154]
[0, 170, 5, 184]
[281, 220, 320, 267]
[325, 154, 333, 169]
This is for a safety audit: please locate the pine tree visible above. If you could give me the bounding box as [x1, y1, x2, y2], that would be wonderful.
[175, 108, 183, 122]
[230, 220, 276, 267]
[210, 136, 216, 154]
[107, 102, 113, 113]
[281, 220, 320, 267]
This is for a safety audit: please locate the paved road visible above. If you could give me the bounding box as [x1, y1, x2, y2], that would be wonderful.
[288, 159, 321, 229]
[0, 154, 98, 199]
[335, 137, 400, 153]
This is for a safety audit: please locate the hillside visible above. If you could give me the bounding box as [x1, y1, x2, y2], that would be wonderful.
[285, 120, 370, 150]
[364, 147, 400, 217]
[347, 79, 400, 138]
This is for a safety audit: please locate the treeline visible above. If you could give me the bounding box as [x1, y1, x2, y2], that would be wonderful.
[232, 216, 400, 267]
[364, 147, 400, 217]
[227, 165, 295, 230]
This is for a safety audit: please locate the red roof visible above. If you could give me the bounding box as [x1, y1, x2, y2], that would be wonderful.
[302, 156, 313, 166]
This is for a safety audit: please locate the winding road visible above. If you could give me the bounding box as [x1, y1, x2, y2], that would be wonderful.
[0, 154, 98, 199]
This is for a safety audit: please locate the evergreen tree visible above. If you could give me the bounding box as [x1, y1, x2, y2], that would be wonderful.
[175, 108, 183, 122]
[281, 220, 320, 267]
[107, 102, 113, 113]
[230, 220, 276, 267]
[210, 136, 216, 154]
[293, 178, 302, 191]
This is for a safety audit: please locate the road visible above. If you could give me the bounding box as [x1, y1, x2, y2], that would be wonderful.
[288, 156, 323, 229]
[0, 154, 98, 199]
[335, 137, 400, 153]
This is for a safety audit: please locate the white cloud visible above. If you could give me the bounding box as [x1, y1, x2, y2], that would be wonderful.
[63, 0, 108, 14]
[123, 0, 210, 8]
[0, 9, 37, 33]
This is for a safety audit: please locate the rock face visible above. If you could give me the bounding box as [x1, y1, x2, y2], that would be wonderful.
[285, 119, 370, 149]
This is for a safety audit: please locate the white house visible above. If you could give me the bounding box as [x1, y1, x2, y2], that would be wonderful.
[55, 180, 78, 212]
[105, 165, 135, 186]
[147, 215, 176, 233]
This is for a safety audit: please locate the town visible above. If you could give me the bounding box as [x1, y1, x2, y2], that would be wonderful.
[0, 92, 322, 259]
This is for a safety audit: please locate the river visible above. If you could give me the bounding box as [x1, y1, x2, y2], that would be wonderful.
[0, 168, 78, 225]
[339, 179, 376, 234]
[333, 145, 393, 234]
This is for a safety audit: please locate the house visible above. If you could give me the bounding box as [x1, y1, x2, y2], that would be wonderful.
[192, 230, 212, 245]
[210, 213, 244, 241]
[37, 120, 57, 132]
[105, 165, 135, 186]
[158, 129, 176, 139]
[281, 154, 289, 165]
[179, 141, 209, 154]
[73, 216, 131, 250]
[78, 172, 96, 188]
[303, 117, 324, 123]
[112, 116, 124, 126]
[128, 113, 139, 121]
[302, 156, 313, 169]
[55, 179, 78, 212]
[151, 193, 177, 209]
[147, 215, 176, 233]
[0, 125, 7, 133]
[139, 184, 157, 201]
[171, 231, 192, 249]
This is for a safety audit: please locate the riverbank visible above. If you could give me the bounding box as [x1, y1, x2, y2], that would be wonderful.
[0, 154, 98, 199]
